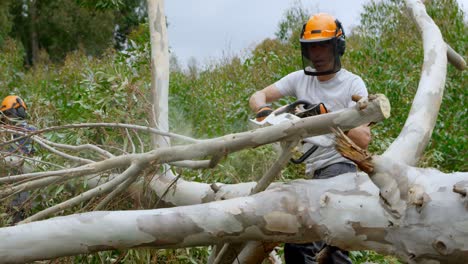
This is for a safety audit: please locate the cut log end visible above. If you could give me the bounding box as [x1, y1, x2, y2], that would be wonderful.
[352, 94, 391, 118]
[333, 127, 374, 174]
[373, 94, 391, 119]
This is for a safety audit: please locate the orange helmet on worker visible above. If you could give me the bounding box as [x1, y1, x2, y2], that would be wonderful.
[1, 95, 28, 119]
[300, 13, 346, 76]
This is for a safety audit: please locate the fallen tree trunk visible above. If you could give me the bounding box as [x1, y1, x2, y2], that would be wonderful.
[1, 162, 467, 263]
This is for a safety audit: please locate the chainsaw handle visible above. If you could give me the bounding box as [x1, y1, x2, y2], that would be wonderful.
[274, 100, 314, 115]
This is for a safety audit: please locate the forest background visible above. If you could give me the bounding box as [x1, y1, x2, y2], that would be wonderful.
[0, 0, 466, 263]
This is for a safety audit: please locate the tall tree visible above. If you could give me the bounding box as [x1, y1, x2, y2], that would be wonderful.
[8, 0, 147, 64]
[29, 0, 39, 65]
[147, 0, 170, 149]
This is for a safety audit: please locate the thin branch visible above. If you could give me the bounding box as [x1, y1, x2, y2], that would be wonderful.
[446, 43, 466, 71]
[209, 154, 224, 168]
[0, 154, 135, 196]
[0, 166, 93, 184]
[2, 97, 389, 209]
[154, 170, 182, 208]
[133, 129, 145, 153]
[93, 168, 145, 210]
[20, 162, 142, 223]
[124, 128, 136, 154]
[33, 137, 95, 164]
[37, 137, 114, 158]
[212, 243, 231, 264]
[0, 123, 199, 149]
[169, 160, 212, 169]
[0, 151, 64, 169]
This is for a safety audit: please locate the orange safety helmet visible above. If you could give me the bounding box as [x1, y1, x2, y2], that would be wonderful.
[300, 13, 346, 76]
[1, 95, 28, 119]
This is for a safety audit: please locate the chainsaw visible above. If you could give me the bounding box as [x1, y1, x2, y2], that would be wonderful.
[250, 100, 332, 164]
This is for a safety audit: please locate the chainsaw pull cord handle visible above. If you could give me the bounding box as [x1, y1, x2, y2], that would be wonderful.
[273, 100, 314, 115]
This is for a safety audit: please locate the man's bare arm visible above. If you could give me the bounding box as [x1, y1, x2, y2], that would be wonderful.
[249, 85, 283, 112]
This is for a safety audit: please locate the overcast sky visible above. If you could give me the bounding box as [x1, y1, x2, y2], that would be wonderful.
[165, 0, 468, 68]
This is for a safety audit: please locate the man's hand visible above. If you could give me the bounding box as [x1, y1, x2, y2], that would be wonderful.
[255, 106, 273, 121]
[346, 125, 371, 149]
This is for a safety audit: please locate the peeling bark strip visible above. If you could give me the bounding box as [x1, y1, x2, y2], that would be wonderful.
[1, 170, 467, 263]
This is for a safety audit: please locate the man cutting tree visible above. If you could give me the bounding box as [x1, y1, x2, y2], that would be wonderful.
[249, 13, 371, 264]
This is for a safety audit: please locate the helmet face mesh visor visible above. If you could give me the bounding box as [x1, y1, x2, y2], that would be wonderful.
[2, 107, 27, 119]
[300, 38, 342, 76]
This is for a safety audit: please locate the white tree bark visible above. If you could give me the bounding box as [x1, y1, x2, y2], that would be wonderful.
[147, 0, 170, 149]
[383, 0, 447, 165]
[1, 166, 467, 263]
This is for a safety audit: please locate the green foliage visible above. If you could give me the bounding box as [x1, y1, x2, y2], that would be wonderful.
[3, 0, 146, 64]
[0, 38, 25, 90]
[350, 250, 401, 263]
[69, 247, 211, 263]
[0, 0, 13, 46]
[8, 0, 111, 62]
[169, 38, 301, 138]
[76, 0, 125, 10]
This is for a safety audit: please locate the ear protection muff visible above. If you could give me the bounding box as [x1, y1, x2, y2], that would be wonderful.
[335, 19, 346, 56]
[300, 23, 306, 38]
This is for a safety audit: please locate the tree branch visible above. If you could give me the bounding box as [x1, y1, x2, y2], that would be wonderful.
[2, 168, 467, 263]
[146, 95, 389, 206]
[20, 162, 143, 223]
[0, 123, 199, 149]
[36, 137, 114, 158]
[384, 0, 447, 165]
[33, 137, 95, 164]
[446, 43, 466, 71]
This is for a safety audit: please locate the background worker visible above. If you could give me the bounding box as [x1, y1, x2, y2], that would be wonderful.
[249, 13, 371, 264]
[0, 95, 36, 224]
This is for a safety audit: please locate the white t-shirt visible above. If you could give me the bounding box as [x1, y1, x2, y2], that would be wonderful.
[275, 69, 368, 176]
